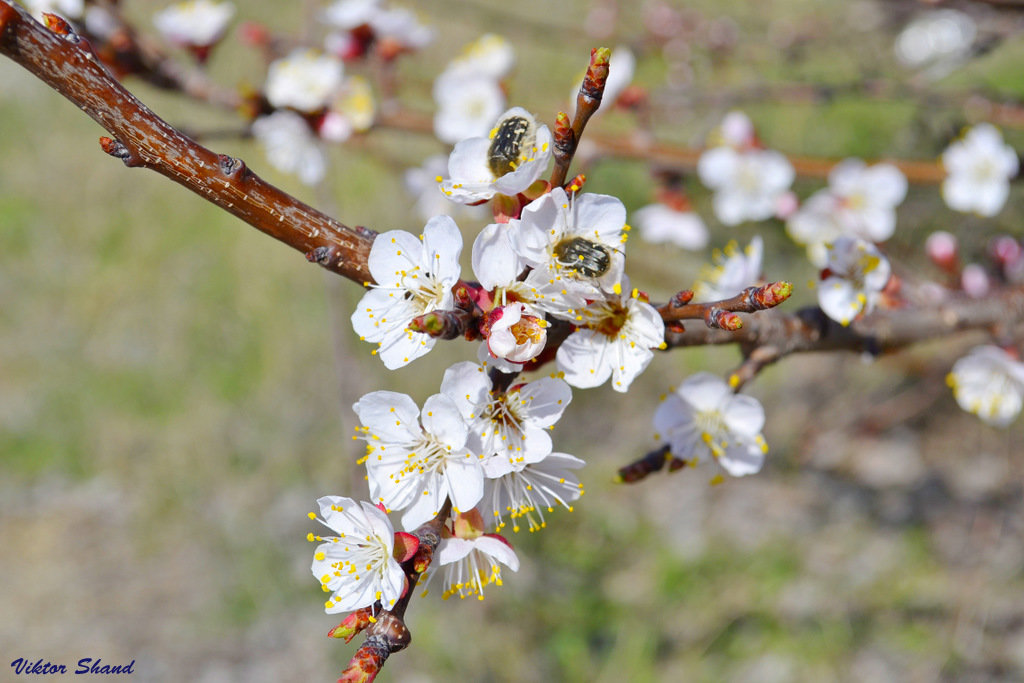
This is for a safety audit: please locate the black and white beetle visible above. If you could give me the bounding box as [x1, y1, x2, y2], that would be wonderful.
[487, 114, 537, 178]
[553, 237, 613, 278]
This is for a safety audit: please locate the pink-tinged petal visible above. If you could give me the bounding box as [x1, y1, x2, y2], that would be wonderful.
[392, 532, 420, 563]
[697, 146, 738, 190]
[437, 536, 474, 565]
[718, 441, 766, 476]
[517, 377, 573, 427]
[474, 535, 520, 570]
[367, 230, 425, 286]
[445, 459, 485, 514]
[556, 329, 613, 388]
[440, 361, 492, 419]
[421, 215, 464, 282]
[723, 394, 766, 436]
[353, 391, 422, 443]
[572, 192, 627, 242]
[421, 393, 469, 449]
[473, 222, 523, 289]
[678, 372, 731, 413]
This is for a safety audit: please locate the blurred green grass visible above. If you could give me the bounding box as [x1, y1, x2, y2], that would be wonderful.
[3, 1, 1024, 681]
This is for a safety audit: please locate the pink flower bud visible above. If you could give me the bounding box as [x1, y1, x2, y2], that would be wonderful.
[989, 235, 1022, 268]
[961, 263, 990, 298]
[925, 231, 958, 270]
[485, 303, 547, 363]
[774, 191, 799, 220]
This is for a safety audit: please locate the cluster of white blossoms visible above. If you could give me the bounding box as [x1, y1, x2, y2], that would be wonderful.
[941, 124, 1019, 217]
[947, 345, 1024, 427]
[697, 111, 795, 226]
[315, 85, 778, 614]
[153, 0, 235, 51]
[817, 236, 891, 326]
[252, 48, 378, 185]
[433, 34, 515, 145]
[248, 0, 434, 186]
[787, 159, 907, 266]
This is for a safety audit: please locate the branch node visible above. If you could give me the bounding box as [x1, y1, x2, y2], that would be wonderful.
[306, 244, 342, 267]
[355, 225, 378, 239]
[217, 153, 248, 180]
[98, 136, 140, 167]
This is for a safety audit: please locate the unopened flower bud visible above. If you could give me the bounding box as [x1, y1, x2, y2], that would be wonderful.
[328, 608, 374, 642]
[705, 307, 743, 331]
[925, 231, 958, 271]
[989, 235, 1022, 269]
[961, 263, 990, 298]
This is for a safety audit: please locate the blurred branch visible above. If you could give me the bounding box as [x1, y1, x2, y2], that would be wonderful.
[664, 286, 1024, 359]
[0, 1, 375, 285]
[377, 109, 950, 184]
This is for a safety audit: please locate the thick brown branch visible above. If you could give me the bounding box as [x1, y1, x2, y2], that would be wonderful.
[0, 1, 374, 285]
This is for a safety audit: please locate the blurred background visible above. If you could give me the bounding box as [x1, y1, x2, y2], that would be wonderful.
[2, 0, 1024, 680]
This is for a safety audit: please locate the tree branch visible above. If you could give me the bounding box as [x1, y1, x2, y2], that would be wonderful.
[0, 1, 375, 285]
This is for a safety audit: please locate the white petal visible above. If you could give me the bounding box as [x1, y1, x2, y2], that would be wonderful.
[723, 394, 766, 436]
[517, 377, 573, 428]
[440, 361, 492, 419]
[353, 391, 422, 443]
[473, 222, 524, 289]
[421, 393, 469, 449]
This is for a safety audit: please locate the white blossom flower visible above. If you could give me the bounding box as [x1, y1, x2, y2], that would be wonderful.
[440, 361, 572, 475]
[511, 187, 627, 297]
[433, 73, 505, 145]
[351, 216, 463, 369]
[355, 391, 484, 529]
[948, 345, 1024, 427]
[265, 49, 343, 113]
[484, 451, 585, 533]
[251, 111, 327, 185]
[633, 202, 708, 250]
[555, 284, 665, 392]
[439, 107, 552, 204]
[787, 160, 906, 259]
[323, 0, 383, 29]
[941, 124, 1019, 217]
[895, 9, 976, 78]
[435, 534, 519, 600]
[428, 510, 519, 600]
[715, 110, 756, 149]
[445, 33, 515, 81]
[309, 495, 406, 614]
[485, 302, 548, 364]
[654, 372, 768, 477]
[697, 145, 794, 225]
[405, 155, 487, 222]
[370, 6, 434, 50]
[693, 236, 764, 303]
[817, 236, 891, 326]
[153, 0, 235, 47]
